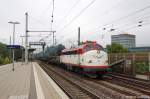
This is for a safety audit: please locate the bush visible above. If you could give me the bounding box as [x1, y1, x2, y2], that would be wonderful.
[0, 57, 11, 65]
[106, 43, 128, 53]
[3, 57, 10, 64]
[0, 58, 4, 65]
[135, 62, 149, 74]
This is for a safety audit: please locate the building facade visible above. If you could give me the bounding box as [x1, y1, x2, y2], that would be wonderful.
[128, 47, 150, 52]
[111, 34, 136, 48]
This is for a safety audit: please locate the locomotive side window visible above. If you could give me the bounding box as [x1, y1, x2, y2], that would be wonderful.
[62, 50, 78, 55]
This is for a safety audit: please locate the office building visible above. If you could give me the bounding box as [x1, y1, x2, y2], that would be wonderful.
[111, 34, 136, 48]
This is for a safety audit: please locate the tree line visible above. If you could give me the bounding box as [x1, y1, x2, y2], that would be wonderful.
[0, 42, 22, 65]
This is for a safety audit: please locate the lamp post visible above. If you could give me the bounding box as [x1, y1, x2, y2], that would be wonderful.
[8, 21, 20, 71]
[20, 36, 24, 65]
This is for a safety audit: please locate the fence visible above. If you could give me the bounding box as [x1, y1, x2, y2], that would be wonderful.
[108, 52, 150, 77]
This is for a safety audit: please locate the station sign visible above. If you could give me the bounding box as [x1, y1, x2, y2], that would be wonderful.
[7, 45, 21, 49]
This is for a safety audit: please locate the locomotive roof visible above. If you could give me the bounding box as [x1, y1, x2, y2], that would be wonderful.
[62, 41, 97, 53]
[62, 45, 83, 52]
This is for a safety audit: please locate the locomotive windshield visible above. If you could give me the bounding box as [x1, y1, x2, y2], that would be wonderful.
[84, 43, 104, 52]
[95, 44, 104, 50]
[84, 43, 94, 52]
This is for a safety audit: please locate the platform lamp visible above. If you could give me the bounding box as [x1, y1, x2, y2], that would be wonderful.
[8, 21, 20, 71]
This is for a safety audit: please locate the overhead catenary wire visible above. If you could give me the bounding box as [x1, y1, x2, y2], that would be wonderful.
[33, 0, 125, 44]
[102, 4, 150, 28]
[69, 0, 125, 31]
[29, 15, 51, 28]
[58, 16, 150, 45]
[105, 15, 150, 33]
[58, 13, 150, 46]
[101, 21, 150, 38]
[56, 0, 81, 28]
[56, 0, 126, 44]
[29, 13, 53, 43]
[124, 21, 150, 31]
[90, 19, 150, 42]
[58, 0, 96, 33]
[118, 15, 150, 30]
[81, 4, 150, 34]
[51, 0, 55, 31]
[99, 14, 150, 33]
[36, 1, 150, 47]
[38, 0, 55, 43]
[58, 0, 150, 42]
[42, 0, 96, 46]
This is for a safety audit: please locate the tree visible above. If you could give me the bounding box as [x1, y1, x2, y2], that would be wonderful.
[106, 43, 128, 53]
[57, 44, 65, 55]
[42, 44, 65, 57]
[0, 42, 9, 58]
[0, 42, 23, 65]
[0, 42, 11, 64]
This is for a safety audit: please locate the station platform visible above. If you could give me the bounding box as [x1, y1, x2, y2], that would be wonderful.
[0, 62, 69, 99]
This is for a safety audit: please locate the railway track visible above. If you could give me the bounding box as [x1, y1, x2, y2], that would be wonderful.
[93, 80, 142, 97]
[107, 73, 150, 87]
[38, 61, 148, 99]
[105, 73, 150, 96]
[39, 62, 101, 99]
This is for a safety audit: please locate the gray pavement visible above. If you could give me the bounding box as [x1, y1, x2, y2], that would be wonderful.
[0, 62, 69, 99]
[0, 63, 31, 99]
[0, 62, 32, 99]
[33, 62, 69, 99]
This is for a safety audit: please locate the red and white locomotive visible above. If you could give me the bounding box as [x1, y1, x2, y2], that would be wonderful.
[60, 41, 110, 77]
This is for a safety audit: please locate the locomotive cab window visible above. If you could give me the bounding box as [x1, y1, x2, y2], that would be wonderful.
[95, 44, 104, 51]
[84, 43, 94, 52]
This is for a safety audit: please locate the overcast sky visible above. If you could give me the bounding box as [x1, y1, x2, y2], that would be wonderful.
[0, 0, 150, 50]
